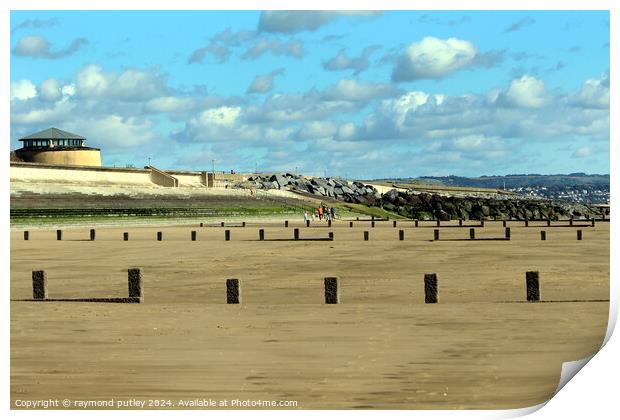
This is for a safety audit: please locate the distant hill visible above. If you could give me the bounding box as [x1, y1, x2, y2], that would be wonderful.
[376, 174, 610, 189]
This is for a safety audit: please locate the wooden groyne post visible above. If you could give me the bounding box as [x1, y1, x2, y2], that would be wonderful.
[128, 268, 143, 302]
[526, 271, 540, 302]
[32, 270, 48, 300]
[226, 278, 241, 304]
[424, 273, 438, 304]
[324, 277, 339, 304]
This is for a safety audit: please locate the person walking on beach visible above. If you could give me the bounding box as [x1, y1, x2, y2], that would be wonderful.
[303, 211, 308, 223]
[330, 207, 336, 220]
[318, 206, 323, 220]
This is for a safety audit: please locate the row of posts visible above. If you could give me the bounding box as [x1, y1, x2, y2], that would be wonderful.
[19, 218, 598, 242]
[226, 271, 548, 304]
[23, 228, 585, 242]
[30, 269, 545, 304]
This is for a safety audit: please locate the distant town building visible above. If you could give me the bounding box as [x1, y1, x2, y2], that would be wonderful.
[15, 127, 101, 167]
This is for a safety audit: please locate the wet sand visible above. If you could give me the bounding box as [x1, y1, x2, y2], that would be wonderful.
[10, 220, 609, 409]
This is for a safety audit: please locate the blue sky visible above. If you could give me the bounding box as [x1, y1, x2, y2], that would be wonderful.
[10, 10, 610, 178]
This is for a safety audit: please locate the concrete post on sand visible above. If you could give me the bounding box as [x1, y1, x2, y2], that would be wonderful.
[363, 231, 369, 241]
[436, 220, 441, 227]
[24, 231, 29, 241]
[226, 279, 241, 304]
[128, 268, 143, 303]
[414, 220, 419, 227]
[393, 220, 397, 228]
[469, 228, 475, 240]
[569, 218, 574, 227]
[306, 220, 310, 227]
[123, 232, 129, 241]
[191, 231, 197, 241]
[480, 219, 485, 228]
[259, 229, 265, 241]
[424, 273, 438, 304]
[540, 231, 546, 241]
[285, 220, 289, 228]
[349, 221, 353, 228]
[225, 230, 231, 241]
[547, 219, 551, 227]
[294, 228, 300, 240]
[434, 229, 440, 241]
[90, 229, 96, 241]
[399, 230, 405, 241]
[459, 219, 463, 227]
[56, 229, 62, 241]
[502, 220, 507, 228]
[505, 227, 511, 240]
[577, 230, 583, 241]
[526, 271, 540, 302]
[324, 277, 339, 304]
[157, 231, 163, 241]
[32, 270, 48, 300]
[328, 232, 334, 241]
[371, 221, 375, 228]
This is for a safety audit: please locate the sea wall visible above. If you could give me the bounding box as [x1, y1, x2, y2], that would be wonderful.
[10, 162, 210, 187]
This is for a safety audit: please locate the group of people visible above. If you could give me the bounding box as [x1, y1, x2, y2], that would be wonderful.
[304, 204, 336, 222]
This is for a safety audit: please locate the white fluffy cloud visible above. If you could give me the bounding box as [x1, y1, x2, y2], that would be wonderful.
[503, 75, 549, 108]
[11, 100, 76, 125]
[183, 106, 259, 143]
[144, 96, 196, 113]
[379, 91, 445, 126]
[39, 78, 62, 101]
[297, 121, 339, 139]
[76, 64, 167, 101]
[392, 37, 478, 81]
[66, 115, 156, 148]
[572, 72, 609, 109]
[244, 92, 357, 123]
[10, 80, 37, 101]
[197, 106, 241, 126]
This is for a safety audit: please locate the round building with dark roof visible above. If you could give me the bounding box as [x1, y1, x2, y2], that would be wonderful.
[15, 127, 101, 166]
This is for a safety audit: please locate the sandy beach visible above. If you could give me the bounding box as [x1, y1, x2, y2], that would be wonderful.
[10, 219, 609, 409]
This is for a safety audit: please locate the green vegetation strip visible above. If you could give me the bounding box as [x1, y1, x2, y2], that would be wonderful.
[11, 205, 300, 221]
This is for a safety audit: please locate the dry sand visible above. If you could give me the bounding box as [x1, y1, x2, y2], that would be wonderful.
[10, 219, 609, 409]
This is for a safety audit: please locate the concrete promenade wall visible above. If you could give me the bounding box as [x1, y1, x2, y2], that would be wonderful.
[10, 162, 206, 188]
[10, 162, 264, 188]
[11, 162, 153, 185]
